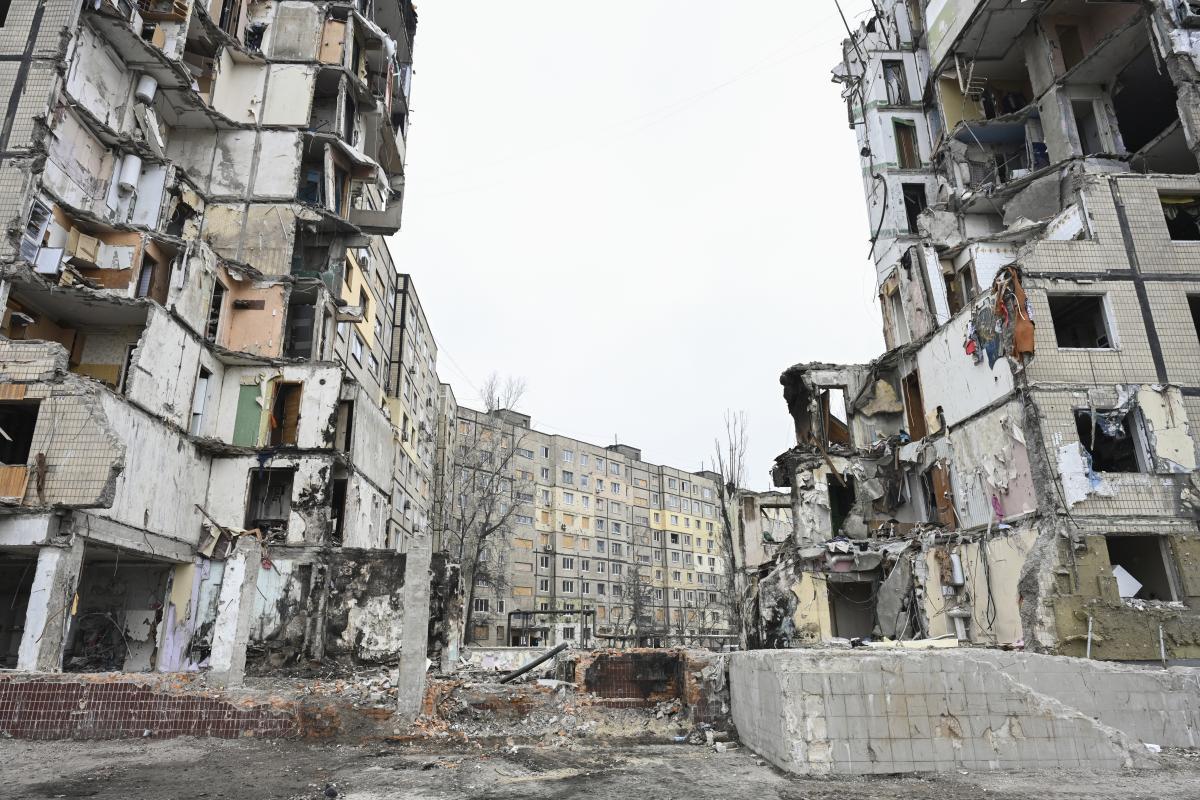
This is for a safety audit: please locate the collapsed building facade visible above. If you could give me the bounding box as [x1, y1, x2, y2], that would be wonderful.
[0, 0, 438, 712]
[761, 0, 1200, 661]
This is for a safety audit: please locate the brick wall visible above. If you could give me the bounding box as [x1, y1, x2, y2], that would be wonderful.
[0, 677, 300, 740]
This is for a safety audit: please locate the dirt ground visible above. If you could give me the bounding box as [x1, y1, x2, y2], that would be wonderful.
[4, 738, 1200, 800]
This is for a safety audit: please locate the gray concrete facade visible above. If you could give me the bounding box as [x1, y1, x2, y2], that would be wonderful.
[730, 649, 1199, 775]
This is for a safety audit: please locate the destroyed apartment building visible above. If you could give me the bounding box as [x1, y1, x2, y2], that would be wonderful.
[0, 0, 439, 712]
[759, 0, 1200, 662]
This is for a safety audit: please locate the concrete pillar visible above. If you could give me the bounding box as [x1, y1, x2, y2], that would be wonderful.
[17, 538, 85, 671]
[396, 533, 432, 721]
[207, 537, 261, 687]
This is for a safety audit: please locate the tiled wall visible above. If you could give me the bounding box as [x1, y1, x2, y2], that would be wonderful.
[0, 678, 299, 739]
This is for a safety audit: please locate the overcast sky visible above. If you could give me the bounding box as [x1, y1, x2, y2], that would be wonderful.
[394, 1, 883, 490]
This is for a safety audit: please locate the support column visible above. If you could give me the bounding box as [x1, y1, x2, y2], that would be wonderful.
[396, 533, 432, 721]
[207, 537, 261, 687]
[17, 537, 85, 671]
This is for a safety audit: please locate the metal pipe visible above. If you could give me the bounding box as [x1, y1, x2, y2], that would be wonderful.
[1086, 616, 1093, 659]
[498, 642, 569, 684]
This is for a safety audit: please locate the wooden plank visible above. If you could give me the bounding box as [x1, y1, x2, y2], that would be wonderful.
[0, 384, 27, 401]
[0, 465, 29, 500]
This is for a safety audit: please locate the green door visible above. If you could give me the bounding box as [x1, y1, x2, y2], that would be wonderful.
[232, 384, 261, 446]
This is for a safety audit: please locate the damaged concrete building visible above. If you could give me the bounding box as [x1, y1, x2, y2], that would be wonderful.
[0, 0, 438, 712]
[761, 0, 1200, 661]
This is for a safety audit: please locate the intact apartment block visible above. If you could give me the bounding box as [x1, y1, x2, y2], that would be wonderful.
[0, 0, 439, 705]
[761, 0, 1200, 661]
[445, 407, 732, 648]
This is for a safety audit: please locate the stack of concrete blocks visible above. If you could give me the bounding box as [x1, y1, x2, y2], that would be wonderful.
[731, 649, 1200, 774]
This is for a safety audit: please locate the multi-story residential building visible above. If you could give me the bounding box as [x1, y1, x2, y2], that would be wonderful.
[760, 0, 1200, 661]
[0, 0, 437, 713]
[445, 407, 731, 648]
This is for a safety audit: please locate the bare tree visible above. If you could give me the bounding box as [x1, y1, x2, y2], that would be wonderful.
[442, 373, 531, 649]
[713, 410, 749, 649]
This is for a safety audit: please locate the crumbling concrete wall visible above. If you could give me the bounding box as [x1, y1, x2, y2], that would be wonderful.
[731, 649, 1194, 775]
[245, 548, 405, 673]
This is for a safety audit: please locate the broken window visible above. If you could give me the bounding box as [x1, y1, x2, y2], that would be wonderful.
[883, 61, 909, 105]
[1075, 408, 1145, 473]
[268, 382, 302, 446]
[1113, 47, 1180, 155]
[1048, 294, 1112, 348]
[944, 261, 977, 316]
[901, 371, 926, 439]
[821, 388, 850, 447]
[894, 120, 919, 169]
[205, 281, 226, 342]
[189, 367, 210, 436]
[1105, 535, 1178, 601]
[334, 399, 354, 452]
[245, 468, 294, 536]
[887, 288, 910, 346]
[1162, 195, 1200, 241]
[827, 474, 856, 535]
[901, 183, 926, 233]
[0, 402, 38, 465]
[330, 475, 347, 545]
[284, 289, 317, 359]
[921, 464, 956, 527]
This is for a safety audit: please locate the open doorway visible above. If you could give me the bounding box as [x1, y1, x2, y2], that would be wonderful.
[63, 544, 172, 672]
[827, 474, 857, 535]
[1105, 535, 1178, 601]
[828, 579, 875, 639]
[0, 552, 37, 667]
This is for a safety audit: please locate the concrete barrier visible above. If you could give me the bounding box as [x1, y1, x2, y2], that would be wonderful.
[730, 648, 1200, 774]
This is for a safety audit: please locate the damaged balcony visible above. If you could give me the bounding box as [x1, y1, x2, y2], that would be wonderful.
[3, 281, 149, 394]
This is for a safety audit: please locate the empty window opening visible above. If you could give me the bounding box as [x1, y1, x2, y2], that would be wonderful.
[1048, 294, 1111, 348]
[334, 399, 354, 452]
[1106, 534, 1177, 601]
[1189, 295, 1200, 342]
[883, 60, 909, 105]
[888, 288, 911, 346]
[1071, 99, 1105, 155]
[894, 120, 920, 169]
[330, 475, 348, 545]
[268, 382, 302, 446]
[189, 367, 211, 436]
[921, 464, 956, 527]
[901, 183, 927, 232]
[0, 402, 39, 465]
[0, 0, 11, 27]
[1113, 47, 1179, 154]
[1056, 25, 1085, 73]
[64, 546, 170, 672]
[117, 343, 137, 395]
[944, 261, 977, 316]
[901, 371, 926, 439]
[1162, 195, 1200, 241]
[827, 474, 856, 535]
[205, 282, 226, 342]
[245, 468, 294, 537]
[827, 580, 875, 639]
[0, 554, 36, 667]
[821, 388, 851, 448]
[1076, 408, 1144, 473]
[284, 288, 317, 359]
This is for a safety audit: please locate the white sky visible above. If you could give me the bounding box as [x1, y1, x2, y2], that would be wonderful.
[394, 1, 884, 490]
